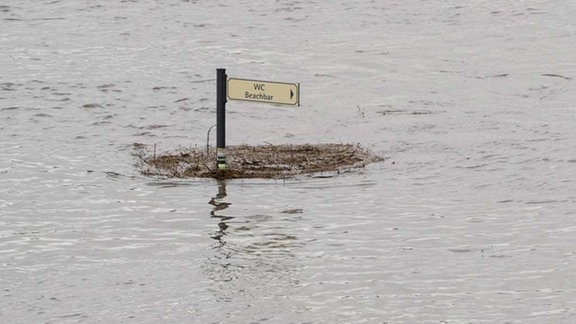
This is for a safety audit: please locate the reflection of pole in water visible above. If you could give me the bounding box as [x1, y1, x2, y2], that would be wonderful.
[203, 180, 302, 301]
[209, 180, 232, 241]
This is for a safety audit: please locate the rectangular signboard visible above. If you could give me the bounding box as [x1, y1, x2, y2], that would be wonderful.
[227, 78, 300, 106]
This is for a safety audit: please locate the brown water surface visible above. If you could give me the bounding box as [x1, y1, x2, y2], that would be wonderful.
[1, 1, 576, 323]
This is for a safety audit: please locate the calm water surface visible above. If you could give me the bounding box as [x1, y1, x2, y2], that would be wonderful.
[1, 1, 576, 323]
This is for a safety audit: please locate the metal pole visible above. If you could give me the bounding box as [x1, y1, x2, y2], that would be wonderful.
[216, 68, 227, 170]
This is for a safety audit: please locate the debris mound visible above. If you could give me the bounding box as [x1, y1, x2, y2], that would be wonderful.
[137, 143, 383, 179]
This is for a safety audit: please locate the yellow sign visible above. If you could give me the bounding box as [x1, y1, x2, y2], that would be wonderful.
[227, 78, 300, 106]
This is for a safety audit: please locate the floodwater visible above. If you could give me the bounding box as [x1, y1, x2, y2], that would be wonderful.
[1, 0, 576, 323]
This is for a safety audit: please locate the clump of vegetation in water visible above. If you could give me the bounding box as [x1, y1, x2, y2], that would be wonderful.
[135, 143, 384, 180]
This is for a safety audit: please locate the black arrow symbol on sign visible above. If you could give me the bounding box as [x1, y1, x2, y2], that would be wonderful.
[290, 89, 294, 99]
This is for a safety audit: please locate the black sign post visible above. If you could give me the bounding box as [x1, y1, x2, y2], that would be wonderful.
[215, 68, 300, 170]
[216, 68, 227, 170]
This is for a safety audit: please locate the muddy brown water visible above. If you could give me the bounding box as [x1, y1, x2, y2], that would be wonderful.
[1, 1, 576, 323]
